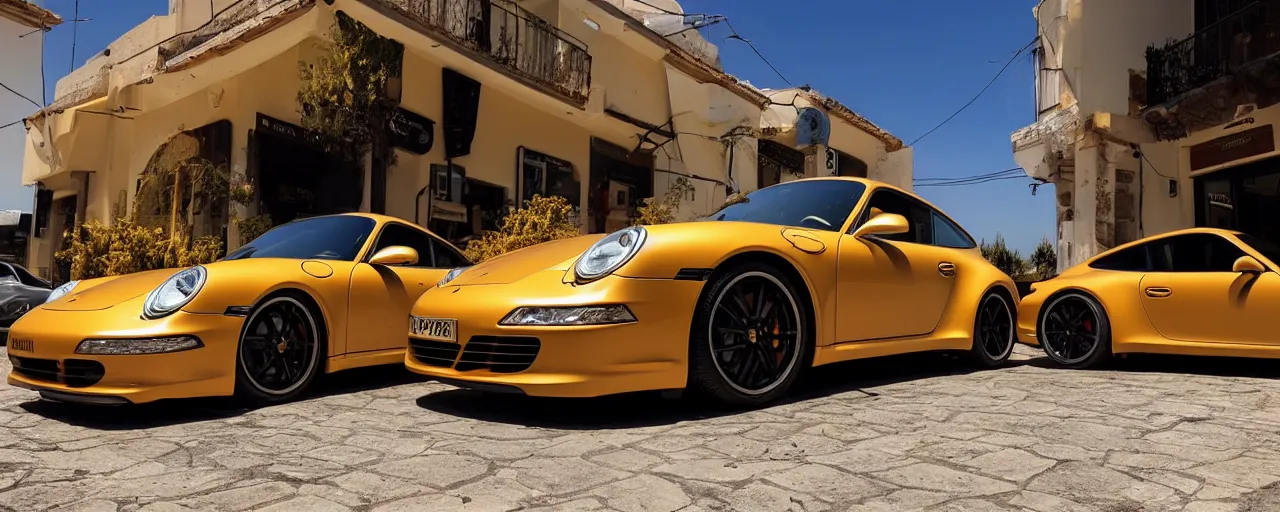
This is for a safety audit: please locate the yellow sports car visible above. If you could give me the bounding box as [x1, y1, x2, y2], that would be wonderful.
[1018, 227, 1280, 368]
[405, 177, 1020, 406]
[6, 213, 469, 405]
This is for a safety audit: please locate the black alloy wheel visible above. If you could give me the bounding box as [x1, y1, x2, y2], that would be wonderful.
[971, 291, 1015, 365]
[688, 261, 812, 407]
[236, 295, 323, 403]
[1039, 292, 1111, 369]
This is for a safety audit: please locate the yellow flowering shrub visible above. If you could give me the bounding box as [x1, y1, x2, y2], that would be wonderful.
[464, 195, 581, 263]
[634, 177, 695, 226]
[56, 219, 223, 280]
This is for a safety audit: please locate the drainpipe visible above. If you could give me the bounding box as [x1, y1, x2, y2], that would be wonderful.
[514, 146, 526, 204]
[414, 184, 429, 226]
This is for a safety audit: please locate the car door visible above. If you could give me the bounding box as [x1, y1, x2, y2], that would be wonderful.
[1137, 233, 1280, 344]
[345, 222, 464, 355]
[836, 189, 957, 342]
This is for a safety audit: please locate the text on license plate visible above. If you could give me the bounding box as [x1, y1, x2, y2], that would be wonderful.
[411, 316, 457, 342]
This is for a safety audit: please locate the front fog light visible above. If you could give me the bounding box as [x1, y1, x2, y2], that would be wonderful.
[499, 305, 636, 326]
[75, 336, 204, 355]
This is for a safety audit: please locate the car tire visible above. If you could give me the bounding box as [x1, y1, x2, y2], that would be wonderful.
[688, 260, 813, 408]
[970, 289, 1016, 366]
[1038, 291, 1112, 369]
[234, 293, 326, 406]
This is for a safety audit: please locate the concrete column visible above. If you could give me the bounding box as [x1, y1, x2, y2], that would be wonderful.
[801, 145, 825, 178]
[1071, 137, 1102, 267]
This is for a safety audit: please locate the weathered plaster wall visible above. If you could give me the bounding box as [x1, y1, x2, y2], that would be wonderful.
[1072, 0, 1193, 116]
[662, 63, 759, 218]
[0, 15, 42, 211]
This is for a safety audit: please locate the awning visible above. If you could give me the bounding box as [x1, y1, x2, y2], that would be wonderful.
[21, 97, 113, 187]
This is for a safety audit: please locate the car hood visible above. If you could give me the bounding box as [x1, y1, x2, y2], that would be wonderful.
[450, 235, 605, 286]
[42, 268, 182, 312]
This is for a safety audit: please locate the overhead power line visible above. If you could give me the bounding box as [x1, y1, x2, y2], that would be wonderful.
[915, 174, 1029, 188]
[631, 0, 794, 87]
[0, 82, 40, 108]
[914, 167, 1023, 183]
[907, 38, 1037, 147]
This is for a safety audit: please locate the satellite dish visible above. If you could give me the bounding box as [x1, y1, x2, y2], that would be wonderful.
[795, 107, 830, 146]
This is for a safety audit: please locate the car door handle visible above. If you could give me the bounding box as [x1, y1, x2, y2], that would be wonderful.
[938, 262, 956, 277]
[1145, 287, 1172, 298]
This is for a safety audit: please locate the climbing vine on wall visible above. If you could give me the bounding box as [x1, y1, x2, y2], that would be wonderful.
[297, 11, 404, 164]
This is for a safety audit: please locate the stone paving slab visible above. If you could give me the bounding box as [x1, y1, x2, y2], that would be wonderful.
[3, 344, 1280, 511]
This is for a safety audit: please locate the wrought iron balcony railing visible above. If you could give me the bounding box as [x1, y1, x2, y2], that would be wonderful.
[1147, 0, 1280, 107]
[394, 0, 592, 104]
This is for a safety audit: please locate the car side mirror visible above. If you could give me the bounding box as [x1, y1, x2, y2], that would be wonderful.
[1232, 255, 1265, 274]
[852, 213, 910, 238]
[369, 246, 419, 266]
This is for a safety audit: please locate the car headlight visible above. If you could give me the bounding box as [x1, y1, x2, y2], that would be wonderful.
[573, 226, 647, 283]
[499, 305, 636, 326]
[142, 266, 207, 319]
[437, 266, 470, 288]
[45, 280, 79, 304]
[76, 336, 204, 355]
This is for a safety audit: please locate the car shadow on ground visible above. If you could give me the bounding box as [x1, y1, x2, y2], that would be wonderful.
[414, 351, 1030, 430]
[15, 364, 430, 430]
[1028, 352, 1280, 379]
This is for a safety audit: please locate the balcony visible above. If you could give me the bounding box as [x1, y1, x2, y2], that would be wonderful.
[392, 0, 592, 105]
[1144, 0, 1280, 139]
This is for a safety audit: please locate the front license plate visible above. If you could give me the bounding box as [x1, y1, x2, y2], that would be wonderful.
[411, 316, 457, 342]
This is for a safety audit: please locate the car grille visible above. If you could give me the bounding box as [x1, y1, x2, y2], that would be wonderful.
[407, 339, 461, 368]
[9, 356, 105, 387]
[455, 336, 540, 373]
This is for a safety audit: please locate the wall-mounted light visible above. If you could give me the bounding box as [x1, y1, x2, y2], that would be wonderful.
[583, 18, 600, 31]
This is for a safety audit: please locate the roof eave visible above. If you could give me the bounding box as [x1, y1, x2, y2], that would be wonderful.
[0, 0, 62, 29]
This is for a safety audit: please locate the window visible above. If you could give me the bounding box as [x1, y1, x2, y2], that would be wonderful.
[223, 216, 375, 262]
[431, 238, 470, 268]
[371, 223, 438, 268]
[0, 264, 15, 283]
[9, 264, 47, 288]
[706, 179, 866, 232]
[1235, 233, 1280, 266]
[856, 190, 932, 244]
[931, 212, 976, 249]
[1089, 245, 1151, 272]
[1148, 234, 1246, 272]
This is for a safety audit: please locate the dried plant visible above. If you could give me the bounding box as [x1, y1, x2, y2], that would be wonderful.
[464, 195, 582, 263]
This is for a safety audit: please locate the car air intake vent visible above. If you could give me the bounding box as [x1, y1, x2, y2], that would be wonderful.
[455, 336, 540, 373]
[408, 339, 462, 368]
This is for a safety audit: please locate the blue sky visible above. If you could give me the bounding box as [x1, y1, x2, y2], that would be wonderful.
[16, 0, 1053, 254]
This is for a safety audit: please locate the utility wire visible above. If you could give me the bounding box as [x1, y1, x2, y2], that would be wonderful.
[907, 38, 1037, 147]
[631, 0, 794, 87]
[0, 119, 24, 131]
[69, 0, 80, 74]
[915, 167, 1023, 182]
[915, 174, 1029, 188]
[0, 82, 40, 108]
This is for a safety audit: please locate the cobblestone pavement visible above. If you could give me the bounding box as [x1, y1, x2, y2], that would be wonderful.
[4, 345, 1280, 512]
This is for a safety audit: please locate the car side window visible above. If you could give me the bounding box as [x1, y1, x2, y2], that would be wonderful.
[1089, 245, 1151, 272]
[1148, 233, 1246, 272]
[430, 238, 470, 268]
[930, 211, 976, 249]
[0, 264, 14, 283]
[371, 224, 436, 268]
[857, 190, 932, 244]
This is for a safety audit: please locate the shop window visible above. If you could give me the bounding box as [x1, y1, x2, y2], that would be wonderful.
[518, 147, 580, 207]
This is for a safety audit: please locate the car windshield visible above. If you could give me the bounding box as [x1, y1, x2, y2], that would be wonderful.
[223, 216, 376, 262]
[1235, 233, 1280, 266]
[9, 264, 48, 288]
[703, 179, 868, 232]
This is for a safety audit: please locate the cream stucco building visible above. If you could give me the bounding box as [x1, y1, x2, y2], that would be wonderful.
[1012, 0, 1280, 271]
[0, 1, 59, 212]
[19, 0, 911, 283]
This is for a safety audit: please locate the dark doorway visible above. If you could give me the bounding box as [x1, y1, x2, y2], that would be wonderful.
[253, 114, 362, 226]
[588, 138, 652, 234]
[1194, 155, 1280, 246]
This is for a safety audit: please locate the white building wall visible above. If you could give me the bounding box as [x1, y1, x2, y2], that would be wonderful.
[0, 14, 44, 212]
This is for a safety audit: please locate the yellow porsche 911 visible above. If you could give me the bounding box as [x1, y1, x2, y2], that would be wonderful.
[5, 213, 469, 405]
[405, 177, 1020, 406]
[1018, 227, 1280, 369]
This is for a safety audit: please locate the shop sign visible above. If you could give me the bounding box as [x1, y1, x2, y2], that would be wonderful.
[1190, 125, 1275, 171]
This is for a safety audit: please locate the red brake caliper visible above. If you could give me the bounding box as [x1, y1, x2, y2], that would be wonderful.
[773, 320, 783, 364]
[1082, 318, 1093, 333]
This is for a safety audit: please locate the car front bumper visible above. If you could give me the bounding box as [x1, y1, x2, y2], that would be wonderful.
[404, 271, 706, 398]
[5, 298, 244, 404]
